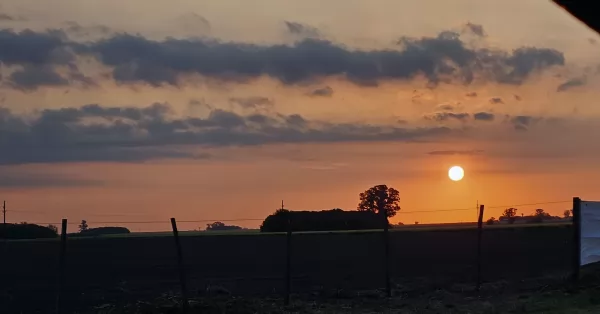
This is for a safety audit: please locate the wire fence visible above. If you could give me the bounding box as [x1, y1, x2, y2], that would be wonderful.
[3, 199, 573, 231]
[0, 199, 576, 313]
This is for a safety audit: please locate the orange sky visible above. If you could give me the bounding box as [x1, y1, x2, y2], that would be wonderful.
[1, 0, 600, 231]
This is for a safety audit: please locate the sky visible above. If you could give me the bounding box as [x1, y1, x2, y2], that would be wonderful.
[1, 0, 600, 230]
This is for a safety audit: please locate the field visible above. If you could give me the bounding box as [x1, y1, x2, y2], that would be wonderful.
[0, 223, 575, 313]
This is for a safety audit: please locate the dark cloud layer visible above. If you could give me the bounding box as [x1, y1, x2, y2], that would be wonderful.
[0, 103, 453, 164]
[0, 27, 566, 90]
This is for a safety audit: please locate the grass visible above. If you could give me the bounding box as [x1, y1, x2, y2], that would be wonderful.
[82, 279, 600, 314]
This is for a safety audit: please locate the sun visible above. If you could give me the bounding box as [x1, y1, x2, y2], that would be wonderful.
[448, 166, 464, 181]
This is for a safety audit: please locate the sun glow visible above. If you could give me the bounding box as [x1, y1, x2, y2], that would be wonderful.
[448, 166, 464, 181]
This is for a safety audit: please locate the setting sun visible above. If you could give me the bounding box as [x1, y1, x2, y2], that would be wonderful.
[448, 166, 465, 181]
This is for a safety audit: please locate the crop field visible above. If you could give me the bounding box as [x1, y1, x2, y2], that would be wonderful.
[0, 223, 574, 313]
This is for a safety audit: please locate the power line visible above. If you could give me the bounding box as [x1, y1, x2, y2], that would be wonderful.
[26, 218, 266, 225]
[395, 200, 572, 214]
[8, 209, 157, 217]
[398, 207, 474, 214]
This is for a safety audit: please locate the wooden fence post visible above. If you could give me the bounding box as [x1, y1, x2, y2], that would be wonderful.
[284, 214, 292, 305]
[572, 197, 581, 284]
[55, 219, 67, 314]
[170, 218, 189, 313]
[383, 207, 391, 297]
[476, 205, 484, 292]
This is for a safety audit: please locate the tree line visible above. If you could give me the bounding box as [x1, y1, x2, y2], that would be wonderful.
[0, 219, 130, 239]
[486, 208, 572, 225]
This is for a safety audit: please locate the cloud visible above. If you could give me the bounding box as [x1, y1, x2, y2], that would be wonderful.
[0, 12, 26, 22]
[556, 77, 585, 92]
[489, 97, 504, 104]
[7, 65, 69, 90]
[0, 168, 102, 188]
[63, 21, 113, 37]
[424, 112, 470, 122]
[0, 29, 73, 66]
[509, 115, 541, 131]
[284, 21, 320, 38]
[0, 27, 566, 90]
[0, 103, 454, 164]
[435, 103, 456, 111]
[427, 149, 484, 156]
[0, 29, 94, 90]
[79, 30, 564, 87]
[0, 13, 15, 21]
[464, 22, 486, 37]
[179, 13, 211, 32]
[229, 96, 274, 109]
[473, 112, 495, 121]
[309, 86, 333, 97]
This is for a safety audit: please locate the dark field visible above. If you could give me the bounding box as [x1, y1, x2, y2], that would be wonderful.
[0, 224, 573, 313]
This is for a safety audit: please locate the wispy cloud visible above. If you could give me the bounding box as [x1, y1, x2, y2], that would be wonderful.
[427, 149, 484, 156]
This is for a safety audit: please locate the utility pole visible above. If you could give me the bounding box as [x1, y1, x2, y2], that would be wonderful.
[281, 200, 284, 210]
[2, 200, 5, 226]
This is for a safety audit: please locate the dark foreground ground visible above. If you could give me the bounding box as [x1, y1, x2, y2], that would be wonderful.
[0, 224, 574, 313]
[81, 279, 600, 314]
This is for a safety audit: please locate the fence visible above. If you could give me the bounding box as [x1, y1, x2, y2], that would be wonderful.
[0, 200, 577, 314]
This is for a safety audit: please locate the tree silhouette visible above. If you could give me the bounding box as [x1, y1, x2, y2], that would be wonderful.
[357, 185, 400, 218]
[502, 208, 518, 224]
[564, 209, 572, 218]
[79, 220, 89, 232]
[47, 224, 58, 235]
[534, 208, 548, 217]
[205, 221, 242, 231]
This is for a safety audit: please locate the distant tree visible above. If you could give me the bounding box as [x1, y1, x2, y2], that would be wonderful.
[357, 185, 400, 218]
[78, 220, 89, 232]
[415, 221, 419, 225]
[47, 224, 58, 235]
[486, 217, 495, 225]
[206, 221, 242, 231]
[564, 209, 572, 218]
[502, 208, 518, 224]
[534, 208, 550, 217]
